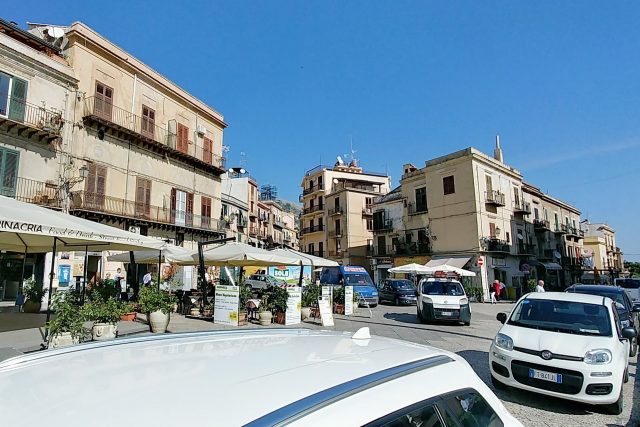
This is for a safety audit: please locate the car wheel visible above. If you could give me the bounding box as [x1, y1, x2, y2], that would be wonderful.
[394, 297, 399, 306]
[629, 336, 638, 358]
[417, 308, 426, 323]
[624, 367, 629, 384]
[491, 374, 508, 391]
[463, 320, 471, 326]
[603, 390, 623, 415]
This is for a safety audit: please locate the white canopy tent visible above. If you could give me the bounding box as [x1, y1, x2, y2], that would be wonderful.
[424, 264, 476, 277]
[107, 246, 193, 264]
[388, 263, 433, 274]
[269, 248, 339, 285]
[172, 242, 300, 267]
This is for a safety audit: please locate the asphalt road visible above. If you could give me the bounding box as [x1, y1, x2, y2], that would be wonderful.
[328, 302, 639, 427]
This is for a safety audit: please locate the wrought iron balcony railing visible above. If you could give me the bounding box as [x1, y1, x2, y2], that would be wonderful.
[516, 243, 536, 256]
[302, 183, 324, 196]
[485, 238, 511, 253]
[407, 202, 428, 215]
[533, 219, 551, 231]
[328, 207, 344, 216]
[485, 190, 506, 206]
[300, 224, 324, 235]
[513, 200, 531, 214]
[83, 97, 225, 171]
[2, 177, 62, 208]
[372, 218, 393, 232]
[302, 204, 324, 215]
[0, 97, 64, 143]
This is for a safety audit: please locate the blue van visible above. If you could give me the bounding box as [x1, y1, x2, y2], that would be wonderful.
[320, 266, 379, 307]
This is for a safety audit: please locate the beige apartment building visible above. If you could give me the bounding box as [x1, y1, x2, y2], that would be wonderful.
[0, 20, 228, 294]
[371, 140, 586, 297]
[581, 221, 623, 282]
[300, 161, 391, 270]
[260, 199, 299, 250]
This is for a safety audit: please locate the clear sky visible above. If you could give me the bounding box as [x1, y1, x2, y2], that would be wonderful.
[8, 1, 640, 261]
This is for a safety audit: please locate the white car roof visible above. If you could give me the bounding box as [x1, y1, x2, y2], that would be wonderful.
[523, 291, 609, 305]
[0, 329, 462, 426]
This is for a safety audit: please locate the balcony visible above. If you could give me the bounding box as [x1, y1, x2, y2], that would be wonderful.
[394, 242, 432, 255]
[554, 224, 568, 235]
[328, 207, 344, 216]
[82, 97, 225, 175]
[70, 191, 224, 234]
[566, 226, 584, 239]
[2, 177, 62, 208]
[362, 206, 373, 216]
[513, 201, 531, 215]
[533, 219, 551, 231]
[328, 229, 343, 238]
[249, 226, 259, 237]
[485, 238, 511, 253]
[516, 243, 536, 256]
[373, 218, 393, 232]
[328, 250, 343, 258]
[302, 183, 324, 196]
[236, 217, 248, 228]
[407, 202, 428, 216]
[332, 181, 384, 194]
[302, 204, 324, 216]
[0, 97, 63, 144]
[485, 190, 506, 206]
[300, 224, 324, 235]
[538, 249, 555, 261]
[273, 219, 286, 229]
[371, 245, 394, 257]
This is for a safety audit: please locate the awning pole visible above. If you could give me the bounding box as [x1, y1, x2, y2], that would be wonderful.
[298, 263, 305, 286]
[157, 250, 162, 291]
[19, 250, 27, 300]
[81, 246, 88, 305]
[44, 237, 58, 342]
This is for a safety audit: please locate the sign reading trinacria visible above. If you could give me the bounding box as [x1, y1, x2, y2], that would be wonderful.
[0, 221, 145, 244]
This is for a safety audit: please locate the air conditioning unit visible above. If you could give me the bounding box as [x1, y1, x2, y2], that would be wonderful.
[128, 226, 141, 234]
[196, 124, 207, 136]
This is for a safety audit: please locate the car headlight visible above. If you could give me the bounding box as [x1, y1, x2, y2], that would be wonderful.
[584, 349, 612, 365]
[494, 333, 513, 351]
[422, 296, 432, 304]
[459, 297, 469, 305]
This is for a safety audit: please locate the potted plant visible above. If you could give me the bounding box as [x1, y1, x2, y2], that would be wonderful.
[138, 286, 176, 333]
[120, 303, 136, 321]
[301, 284, 319, 320]
[47, 292, 85, 348]
[258, 295, 273, 326]
[238, 285, 251, 326]
[333, 286, 345, 314]
[82, 298, 126, 341]
[22, 278, 44, 313]
[203, 304, 214, 317]
[268, 286, 289, 325]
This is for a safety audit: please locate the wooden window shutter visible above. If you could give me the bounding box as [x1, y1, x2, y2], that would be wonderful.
[0, 148, 19, 197]
[489, 222, 496, 238]
[135, 177, 152, 218]
[96, 166, 107, 207]
[8, 77, 27, 121]
[177, 123, 188, 153]
[186, 192, 194, 226]
[170, 188, 177, 223]
[95, 81, 113, 120]
[203, 137, 213, 164]
[141, 105, 155, 139]
[84, 163, 96, 206]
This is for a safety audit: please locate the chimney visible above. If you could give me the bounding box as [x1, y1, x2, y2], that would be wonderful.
[494, 135, 504, 163]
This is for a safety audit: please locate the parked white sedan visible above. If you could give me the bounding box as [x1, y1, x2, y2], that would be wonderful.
[489, 292, 636, 415]
[0, 328, 523, 426]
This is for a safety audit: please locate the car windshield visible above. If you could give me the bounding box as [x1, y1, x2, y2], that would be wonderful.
[391, 280, 414, 290]
[508, 298, 612, 337]
[422, 281, 464, 296]
[617, 279, 640, 289]
[345, 274, 374, 286]
[571, 289, 627, 312]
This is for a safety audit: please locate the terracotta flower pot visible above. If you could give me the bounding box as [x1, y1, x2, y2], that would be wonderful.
[238, 311, 248, 326]
[275, 311, 286, 325]
[333, 304, 345, 315]
[120, 312, 136, 321]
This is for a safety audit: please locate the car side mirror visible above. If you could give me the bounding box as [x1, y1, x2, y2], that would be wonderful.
[621, 327, 637, 340]
[633, 304, 640, 313]
[415, 290, 419, 297]
[496, 312, 507, 324]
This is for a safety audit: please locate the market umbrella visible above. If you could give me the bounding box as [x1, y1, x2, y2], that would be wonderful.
[107, 246, 192, 264]
[424, 264, 477, 277]
[388, 263, 433, 274]
[172, 242, 300, 267]
[269, 248, 339, 285]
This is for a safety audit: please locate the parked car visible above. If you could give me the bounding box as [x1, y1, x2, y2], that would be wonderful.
[379, 279, 417, 305]
[490, 292, 637, 415]
[0, 328, 522, 426]
[243, 274, 285, 290]
[416, 278, 471, 325]
[320, 266, 378, 307]
[614, 278, 640, 304]
[566, 284, 640, 357]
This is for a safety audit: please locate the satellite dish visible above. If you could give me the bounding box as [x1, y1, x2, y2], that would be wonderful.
[336, 156, 344, 165]
[50, 27, 65, 38]
[553, 250, 561, 260]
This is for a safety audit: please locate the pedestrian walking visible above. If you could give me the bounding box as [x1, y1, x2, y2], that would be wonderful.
[143, 271, 152, 286]
[490, 280, 497, 304]
[499, 281, 506, 300]
[535, 280, 545, 292]
[115, 268, 128, 301]
[493, 280, 501, 301]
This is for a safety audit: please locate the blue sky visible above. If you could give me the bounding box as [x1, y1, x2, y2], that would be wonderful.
[9, 1, 640, 261]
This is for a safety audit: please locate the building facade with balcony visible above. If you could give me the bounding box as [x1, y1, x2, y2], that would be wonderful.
[369, 186, 404, 283]
[299, 161, 390, 272]
[0, 19, 78, 300]
[581, 221, 623, 282]
[375, 139, 585, 298]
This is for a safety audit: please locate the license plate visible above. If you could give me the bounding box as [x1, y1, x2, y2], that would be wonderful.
[529, 368, 562, 383]
[440, 311, 453, 316]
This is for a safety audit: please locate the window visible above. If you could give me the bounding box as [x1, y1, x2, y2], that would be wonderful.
[437, 390, 504, 427]
[377, 235, 386, 255]
[135, 177, 152, 218]
[0, 71, 28, 121]
[141, 105, 155, 139]
[373, 400, 442, 427]
[201, 196, 212, 228]
[554, 213, 559, 229]
[485, 175, 493, 193]
[489, 222, 496, 238]
[443, 175, 455, 195]
[318, 242, 323, 256]
[84, 163, 107, 208]
[0, 147, 19, 197]
[534, 207, 539, 220]
[171, 189, 193, 226]
[366, 218, 373, 231]
[513, 187, 520, 205]
[373, 210, 385, 230]
[177, 123, 189, 153]
[415, 187, 427, 212]
[308, 243, 315, 254]
[365, 196, 373, 206]
[335, 219, 341, 234]
[95, 81, 113, 120]
[203, 137, 213, 164]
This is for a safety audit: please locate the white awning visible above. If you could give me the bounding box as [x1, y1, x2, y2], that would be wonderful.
[425, 257, 471, 269]
[542, 262, 563, 270]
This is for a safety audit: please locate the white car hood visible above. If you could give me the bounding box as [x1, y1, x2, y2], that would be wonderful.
[499, 324, 613, 358]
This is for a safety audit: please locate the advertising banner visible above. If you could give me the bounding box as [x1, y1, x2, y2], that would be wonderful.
[268, 266, 313, 285]
[344, 286, 353, 315]
[321, 285, 331, 301]
[57, 265, 71, 287]
[214, 285, 240, 326]
[318, 299, 334, 327]
[285, 286, 302, 325]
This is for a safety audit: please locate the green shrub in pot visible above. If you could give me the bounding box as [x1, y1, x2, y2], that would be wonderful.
[47, 292, 85, 347]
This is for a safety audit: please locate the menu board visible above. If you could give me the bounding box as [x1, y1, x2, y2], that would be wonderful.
[285, 287, 302, 326]
[318, 299, 334, 327]
[344, 286, 354, 315]
[214, 285, 239, 326]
